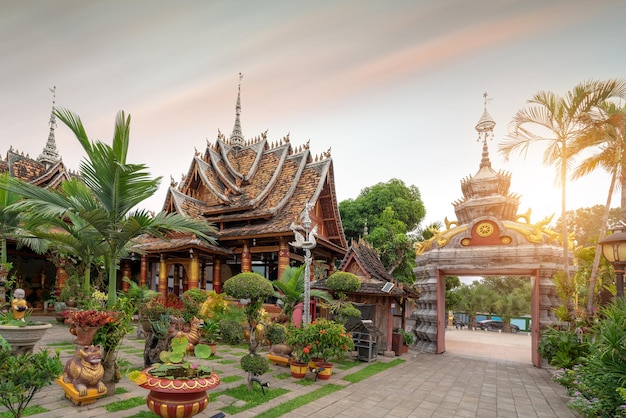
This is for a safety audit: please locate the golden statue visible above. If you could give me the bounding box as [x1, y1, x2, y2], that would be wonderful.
[11, 288, 28, 321]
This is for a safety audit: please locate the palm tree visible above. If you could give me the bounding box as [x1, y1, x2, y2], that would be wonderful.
[0, 173, 22, 268]
[0, 109, 218, 308]
[494, 288, 529, 333]
[272, 265, 332, 320]
[570, 102, 626, 314]
[499, 79, 626, 279]
[454, 284, 498, 330]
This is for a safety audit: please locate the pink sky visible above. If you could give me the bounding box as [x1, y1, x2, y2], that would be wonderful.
[1, 0, 624, 227]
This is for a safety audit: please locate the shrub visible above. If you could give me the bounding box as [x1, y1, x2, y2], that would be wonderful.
[265, 322, 287, 345]
[326, 272, 361, 293]
[219, 319, 245, 345]
[240, 353, 269, 376]
[537, 327, 588, 369]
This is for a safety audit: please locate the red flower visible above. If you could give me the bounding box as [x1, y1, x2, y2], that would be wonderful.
[303, 346, 310, 354]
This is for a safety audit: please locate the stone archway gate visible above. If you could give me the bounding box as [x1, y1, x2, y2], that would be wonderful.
[413, 217, 567, 367]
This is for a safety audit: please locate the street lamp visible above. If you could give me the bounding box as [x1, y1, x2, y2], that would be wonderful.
[289, 202, 317, 325]
[598, 224, 626, 299]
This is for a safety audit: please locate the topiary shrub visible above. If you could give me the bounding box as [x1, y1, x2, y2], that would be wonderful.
[240, 353, 269, 376]
[326, 272, 361, 293]
[218, 319, 245, 345]
[224, 272, 275, 390]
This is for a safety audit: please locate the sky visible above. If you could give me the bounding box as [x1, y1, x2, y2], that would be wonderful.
[2, 0, 625, 229]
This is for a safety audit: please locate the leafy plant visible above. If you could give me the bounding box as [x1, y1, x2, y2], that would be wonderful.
[537, 327, 588, 369]
[240, 353, 269, 376]
[219, 319, 245, 345]
[264, 322, 287, 346]
[272, 266, 332, 320]
[0, 336, 64, 418]
[64, 309, 116, 328]
[287, 319, 354, 364]
[200, 319, 220, 344]
[129, 336, 213, 381]
[397, 328, 416, 346]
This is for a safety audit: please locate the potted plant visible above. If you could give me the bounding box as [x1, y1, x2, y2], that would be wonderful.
[0, 335, 64, 418]
[285, 325, 311, 378]
[64, 309, 117, 345]
[0, 289, 53, 354]
[299, 319, 354, 379]
[397, 328, 416, 352]
[199, 318, 220, 355]
[129, 336, 220, 418]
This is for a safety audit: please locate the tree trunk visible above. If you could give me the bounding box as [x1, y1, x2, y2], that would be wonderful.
[102, 348, 119, 395]
[587, 172, 616, 315]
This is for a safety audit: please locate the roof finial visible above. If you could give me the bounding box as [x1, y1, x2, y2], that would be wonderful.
[37, 86, 60, 168]
[230, 73, 244, 149]
[474, 92, 496, 169]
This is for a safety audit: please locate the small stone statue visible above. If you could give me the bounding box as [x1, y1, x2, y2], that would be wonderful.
[11, 288, 28, 321]
[63, 345, 106, 397]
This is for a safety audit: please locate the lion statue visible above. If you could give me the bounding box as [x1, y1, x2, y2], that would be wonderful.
[63, 345, 107, 397]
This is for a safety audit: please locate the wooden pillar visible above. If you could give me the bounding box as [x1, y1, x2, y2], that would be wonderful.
[189, 250, 199, 290]
[158, 255, 168, 302]
[173, 265, 180, 296]
[121, 259, 131, 292]
[213, 258, 222, 294]
[241, 240, 252, 272]
[140, 255, 148, 287]
[277, 238, 290, 280]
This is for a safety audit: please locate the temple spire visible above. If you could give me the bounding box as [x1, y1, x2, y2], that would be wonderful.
[37, 86, 60, 168]
[230, 73, 244, 149]
[474, 92, 496, 170]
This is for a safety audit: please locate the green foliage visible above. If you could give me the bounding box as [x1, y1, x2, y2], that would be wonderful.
[287, 319, 354, 363]
[264, 322, 287, 345]
[0, 345, 63, 418]
[224, 272, 275, 301]
[397, 328, 416, 345]
[219, 319, 245, 345]
[240, 353, 269, 376]
[452, 284, 498, 329]
[445, 276, 462, 311]
[200, 318, 220, 343]
[272, 266, 332, 319]
[551, 299, 626, 417]
[537, 327, 588, 369]
[339, 179, 425, 284]
[134, 336, 213, 380]
[326, 272, 361, 293]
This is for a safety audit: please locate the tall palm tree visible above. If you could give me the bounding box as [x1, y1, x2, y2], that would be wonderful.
[499, 79, 626, 279]
[570, 102, 626, 313]
[0, 109, 218, 307]
[454, 284, 498, 330]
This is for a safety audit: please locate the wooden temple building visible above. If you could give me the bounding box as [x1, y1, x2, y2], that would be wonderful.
[127, 76, 348, 299]
[0, 87, 74, 306]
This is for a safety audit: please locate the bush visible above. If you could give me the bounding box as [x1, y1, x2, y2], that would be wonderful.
[537, 327, 588, 369]
[240, 353, 269, 376]
[326, 272, 361, 293]
[264, 323, 287, 346]
[219, 319, 245, 345]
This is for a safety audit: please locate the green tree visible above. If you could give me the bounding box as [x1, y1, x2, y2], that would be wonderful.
[445, 276, 462, 312]
[0, 173, 22, 266]
[0, 109, 217, 307]
[453, 284, 498, 330]
[499, 79, 626, 280]
[494, 289, 529, 333]
[339, 179, 426, 284]
[570, 102, 626, 314]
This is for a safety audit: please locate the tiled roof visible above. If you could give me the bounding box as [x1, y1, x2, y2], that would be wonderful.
[312, 239, 419, 298]
[1, 149, 73, 188]
[163, 135, 347, 251]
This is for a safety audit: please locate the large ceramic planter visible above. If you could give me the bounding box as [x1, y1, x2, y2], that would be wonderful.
[0, 323, 52, 354]
[137, 369, 220, 418]
[312, 361, 333, 380]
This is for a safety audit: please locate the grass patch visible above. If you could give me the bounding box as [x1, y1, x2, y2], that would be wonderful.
[230, 351, 246, 357]
[255, 384, 343, 418]
[342, 359, 404, 383]
[127, 411, 158, 418]
[220, 375, 244, 383]
[0, 405, 47, 418]
[217, 359, 237, 365]
[294, 378, 315, 386]
[273, 372, 291, 380]
[114, 387, 129, 395]
[334, 358, 362, 370]
[215, 384, 289, 415]
[105, 396, 146, 412]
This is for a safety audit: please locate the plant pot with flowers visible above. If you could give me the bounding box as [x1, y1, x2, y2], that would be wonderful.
[301, 319, 354, 380]
[285, 325, 311, 379]
[64, 309, 117, 346]
[129, 336, 220, 418]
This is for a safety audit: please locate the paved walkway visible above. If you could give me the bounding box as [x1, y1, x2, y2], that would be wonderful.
[2, 318, 575, 418]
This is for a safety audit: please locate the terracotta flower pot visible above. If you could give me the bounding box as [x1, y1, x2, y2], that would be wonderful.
[137, 369, 220, 418]
[73, 326, 101, 346]
[289, 361, 308, 379]
[314, 361, 333, 380]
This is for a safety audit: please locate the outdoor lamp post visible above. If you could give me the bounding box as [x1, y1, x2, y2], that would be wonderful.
[289, 202, 317, 325]
[598, 225, 626, 299]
